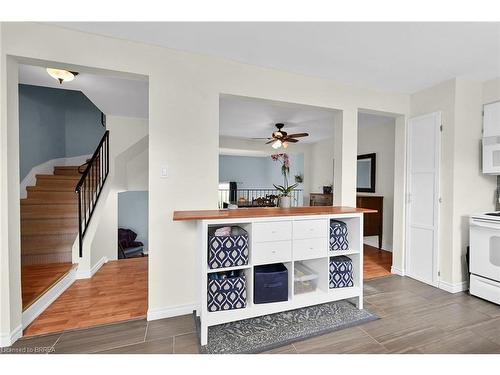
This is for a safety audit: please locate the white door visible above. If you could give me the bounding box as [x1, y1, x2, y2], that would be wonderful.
[406, 112, 441, 286]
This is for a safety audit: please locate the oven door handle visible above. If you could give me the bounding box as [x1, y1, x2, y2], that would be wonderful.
[471, 220, 500, 230]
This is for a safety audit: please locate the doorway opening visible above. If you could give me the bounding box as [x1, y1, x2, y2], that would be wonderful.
[218, 94, 339, 208]
[357, 110, 397, 280]
[118, 191, 149, 259]
[16, 60, 149, 337]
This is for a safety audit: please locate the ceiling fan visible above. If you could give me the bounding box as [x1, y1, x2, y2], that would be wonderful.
[260, 123, 309, 149]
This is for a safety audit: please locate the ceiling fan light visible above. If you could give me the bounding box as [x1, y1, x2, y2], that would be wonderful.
[46, 68, 77, 84]
[272, 140, 282, 149]
[283, 141, 289, 149]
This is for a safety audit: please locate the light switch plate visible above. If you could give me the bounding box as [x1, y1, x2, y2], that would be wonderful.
[160, 166, 168, 178]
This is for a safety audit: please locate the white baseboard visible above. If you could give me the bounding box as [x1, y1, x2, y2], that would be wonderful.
[76, 256, 108, 279]
[20, 154, 91, 199]
[21, 266, 77, 331]
[147, 303, 198, 321]
[438, 280, 469, 294]
[391, 266, 405, 276]
[0, 324, 22, 348]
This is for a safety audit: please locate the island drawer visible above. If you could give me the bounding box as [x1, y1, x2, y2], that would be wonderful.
[252, 240, 292, 265]
[293, 219, 328, 239]
[253, 221, 292, 242]
[293, 237, 327, 260]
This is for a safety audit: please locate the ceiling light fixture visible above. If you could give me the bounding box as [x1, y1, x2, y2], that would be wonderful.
[272, 140, 282, 149]
[282, 141, 289, 149]
[46, 68, 79, 84]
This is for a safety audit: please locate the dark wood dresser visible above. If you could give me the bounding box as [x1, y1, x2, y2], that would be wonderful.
[309, 193, 333, 206]
[356, 195, 383, 249]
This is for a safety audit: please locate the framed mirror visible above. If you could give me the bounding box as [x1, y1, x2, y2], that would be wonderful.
[357, 153, 376, 193]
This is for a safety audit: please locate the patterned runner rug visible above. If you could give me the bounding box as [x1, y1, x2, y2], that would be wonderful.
[196, 300, 378, 354]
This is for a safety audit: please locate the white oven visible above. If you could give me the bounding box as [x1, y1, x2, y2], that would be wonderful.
[469, 215, 500, 304]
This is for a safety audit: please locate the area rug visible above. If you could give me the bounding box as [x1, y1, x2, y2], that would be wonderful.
[195, 300, 378, 354]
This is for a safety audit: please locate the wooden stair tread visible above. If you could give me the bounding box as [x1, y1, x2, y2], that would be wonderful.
[21, 224, 78, 236]
[54, 166, 80, 170]
[28, 185, 76, 192]
[21, 204, 77, 219]
[21, 198, 78, 205]
[22, 234, 76, 253]
[36, 174, 82, 180]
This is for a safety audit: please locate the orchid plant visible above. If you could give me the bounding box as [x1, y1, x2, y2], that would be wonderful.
[271, 153, 298, 197]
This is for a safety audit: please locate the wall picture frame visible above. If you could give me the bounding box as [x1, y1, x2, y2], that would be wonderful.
[357, 153, 376, 193]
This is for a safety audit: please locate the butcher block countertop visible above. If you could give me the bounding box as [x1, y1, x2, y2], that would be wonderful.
[173, 206, 376, 221]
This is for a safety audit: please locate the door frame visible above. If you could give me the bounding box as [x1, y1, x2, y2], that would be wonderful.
[405, 111, 442, 287]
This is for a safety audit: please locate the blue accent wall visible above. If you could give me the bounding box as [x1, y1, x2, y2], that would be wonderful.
[118, 191, 149, 251]
[219, 154, 304, 188]
[19, 84, 105, 180]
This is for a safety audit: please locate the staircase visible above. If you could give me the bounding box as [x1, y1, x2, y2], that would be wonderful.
[21, 166, 82, 266]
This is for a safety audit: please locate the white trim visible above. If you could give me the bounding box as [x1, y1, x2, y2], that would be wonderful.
[147, 303, 198, 321]
[76, 256, 108, 279]
[405, 111, 441, 288]
[20, 154, 91, 198]
[391, 266, 405, 276]
[21, 266, 77, 331]
[0, 325, 22, 348]
[438, 280, 469, 294]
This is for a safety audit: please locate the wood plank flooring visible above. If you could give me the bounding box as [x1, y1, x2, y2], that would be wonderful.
[21, 244, 389, 337]
[23, 257, 148, 337]
[21, 262, 75, 310]
[363, 244, 392, 280]
[7, 275, 500, 354]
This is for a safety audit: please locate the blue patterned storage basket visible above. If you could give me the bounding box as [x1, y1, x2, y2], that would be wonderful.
[208, 226, 249, 269]
[329, 220, 349, 251]
[329, 256, 354, 288]
[207, 274, 247, 312]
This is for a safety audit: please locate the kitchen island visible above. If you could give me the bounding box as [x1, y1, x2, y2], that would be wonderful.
[173, 206, 375, 346]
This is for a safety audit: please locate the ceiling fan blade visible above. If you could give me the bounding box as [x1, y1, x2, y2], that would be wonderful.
[251, 137, 272, 140]
[285, 138, 299, 143]
[286, 133, 309, 138]
[265, 139, 276, 144]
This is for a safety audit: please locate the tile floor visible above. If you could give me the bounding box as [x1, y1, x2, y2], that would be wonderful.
[4, 275, 500, 354]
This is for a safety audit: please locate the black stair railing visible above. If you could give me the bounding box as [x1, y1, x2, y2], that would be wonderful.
[75, 130, 110, 257]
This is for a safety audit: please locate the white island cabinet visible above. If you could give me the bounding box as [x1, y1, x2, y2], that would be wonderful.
[173, 206, 374, 346]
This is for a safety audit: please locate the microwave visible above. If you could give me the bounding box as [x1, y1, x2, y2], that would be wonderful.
[483, 136, 500, 175]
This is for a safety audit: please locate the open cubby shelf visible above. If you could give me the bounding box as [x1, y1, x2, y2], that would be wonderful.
[199, 213, 364, 345]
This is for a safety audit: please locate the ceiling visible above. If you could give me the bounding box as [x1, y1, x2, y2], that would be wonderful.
[220, 95, 394, 144]
[52, 22, 500, 93]
[220, 95, 337, 143]
[19, 64, 148, 118]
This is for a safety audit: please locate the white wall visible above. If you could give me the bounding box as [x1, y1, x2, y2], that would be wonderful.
[0, 22, 410, 339]
[358, 119, 395, 251]
[410, 78, 497, 288]
[87, 116, 148, 271]
[482, 78, 500, 104]
[453, 79, 497, 284]
[309, 137, 335, 194]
